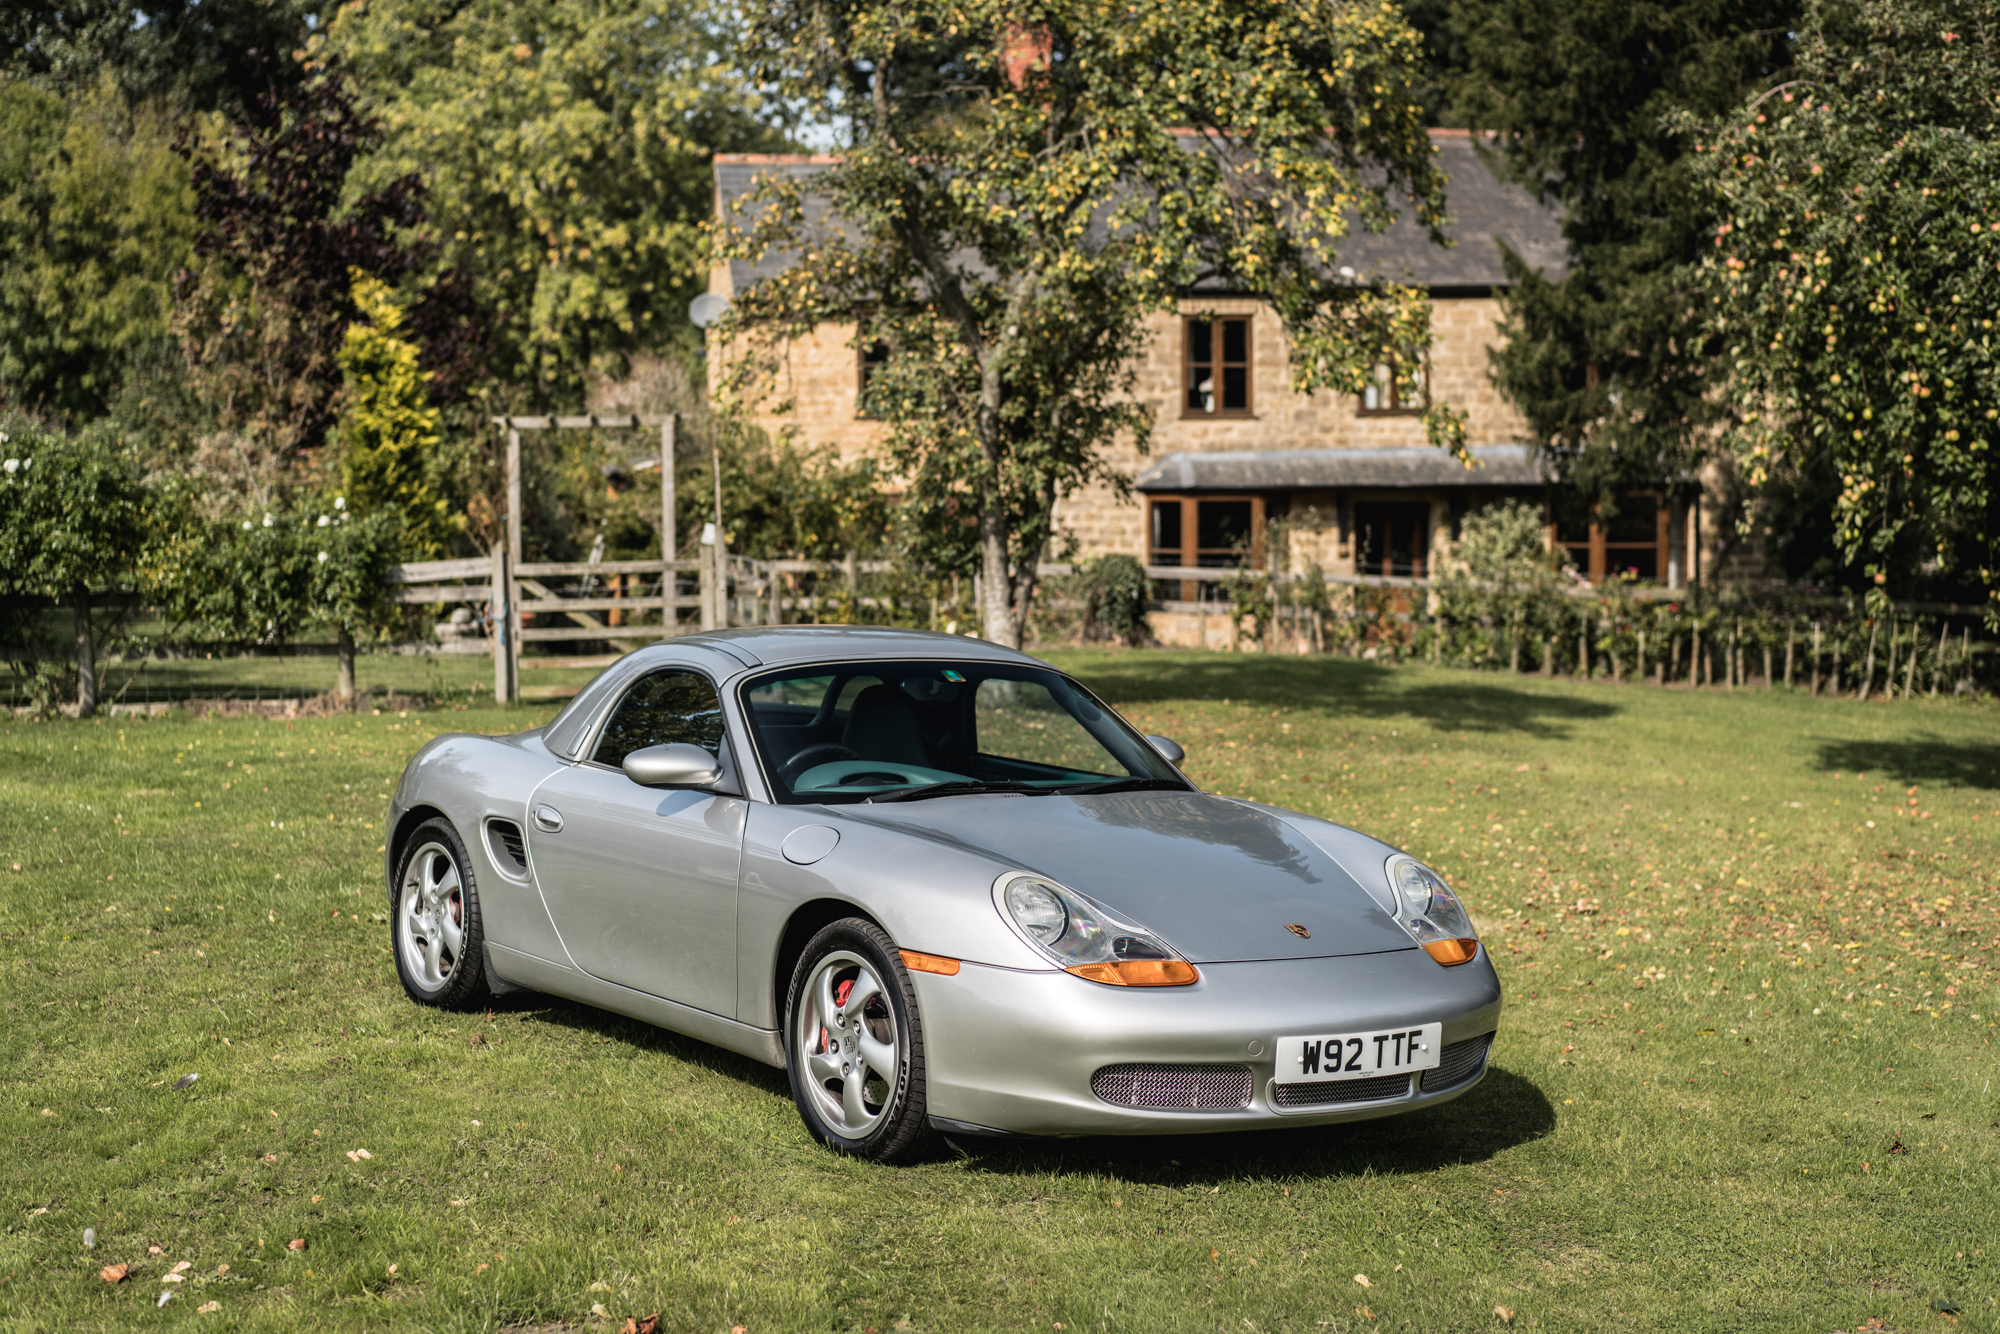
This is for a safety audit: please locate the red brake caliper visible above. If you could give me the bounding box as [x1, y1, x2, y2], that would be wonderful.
[822, 978, 857, 1055]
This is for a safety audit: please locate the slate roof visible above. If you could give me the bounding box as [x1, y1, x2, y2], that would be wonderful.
[1133, 444, 1552, 492]
[712, 131, 1565, 296]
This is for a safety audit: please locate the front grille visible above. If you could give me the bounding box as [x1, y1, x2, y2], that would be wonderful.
[1420, 1033, 1494, 1092]
[1092, 1064, 1253, 1111]
[1271, 1072, 1411, 1108]
[486, 819, 528, 875]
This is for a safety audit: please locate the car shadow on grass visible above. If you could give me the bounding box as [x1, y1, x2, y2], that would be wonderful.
[947, 1065, 1554, 1182]
[1073, 655, 1620, 739]
[484, 991, 794, 1097]
[1814, 734, 2000, 790]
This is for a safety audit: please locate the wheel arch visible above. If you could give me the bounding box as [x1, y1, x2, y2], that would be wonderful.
[388, 804, 453, 902]
[774, 897, 884, 1017]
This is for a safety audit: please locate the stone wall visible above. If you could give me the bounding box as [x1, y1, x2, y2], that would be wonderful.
[714, 294, 1531, 563]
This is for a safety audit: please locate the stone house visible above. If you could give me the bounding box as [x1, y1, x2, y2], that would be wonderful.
[708, 132, 1712, 640]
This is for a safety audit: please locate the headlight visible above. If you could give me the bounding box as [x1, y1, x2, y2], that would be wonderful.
[995, 874, 1198, 986]
[1385, 855, 1480, 966]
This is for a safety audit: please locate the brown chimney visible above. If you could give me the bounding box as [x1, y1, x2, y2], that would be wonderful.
[1001, 23, 1053, 90]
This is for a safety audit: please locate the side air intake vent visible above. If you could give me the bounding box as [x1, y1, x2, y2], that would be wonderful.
[1091, 1064, 1252, 1111]
[486, 819, 528, 876]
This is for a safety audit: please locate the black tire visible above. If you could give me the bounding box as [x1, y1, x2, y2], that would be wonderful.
[784, 918, 937, 1164]
[390, 817, 490, 1009]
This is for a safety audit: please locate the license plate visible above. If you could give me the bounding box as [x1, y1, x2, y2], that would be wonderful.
[1275, 1023, 1443, 1083]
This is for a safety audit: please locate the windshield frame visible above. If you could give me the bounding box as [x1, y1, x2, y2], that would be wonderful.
[733, 657, 1192, 805]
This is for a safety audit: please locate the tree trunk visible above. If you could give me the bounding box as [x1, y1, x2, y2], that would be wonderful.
[1784, 625, 1795, 687]
[73, 587, 96, 719]
[1860, 621, 1878, 700]
[336, 627, 357, 703]
[1884, 617, 1898, 697]
[978, 501, 1017, 648]
[1811, 622, 1822, 695]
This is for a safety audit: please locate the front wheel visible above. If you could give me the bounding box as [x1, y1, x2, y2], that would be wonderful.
[391, 817, 490, 1009]
[784, 919, 936, 1164]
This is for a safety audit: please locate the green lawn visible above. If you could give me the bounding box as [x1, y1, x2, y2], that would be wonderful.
[2, 651, 1995, 1332]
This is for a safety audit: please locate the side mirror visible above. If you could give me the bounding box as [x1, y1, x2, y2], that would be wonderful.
[1145, 735, 1185, 766]
[622, 743, 722, 789]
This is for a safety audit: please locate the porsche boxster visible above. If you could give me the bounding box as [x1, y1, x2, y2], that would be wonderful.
[385, 628, 1501, 1162]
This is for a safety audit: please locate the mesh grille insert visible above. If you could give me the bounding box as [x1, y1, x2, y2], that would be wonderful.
[1091, 1064, 1253, 1111]
[1420, 1033, 1494, 1092]
[1271, 1072, 1411, 1108]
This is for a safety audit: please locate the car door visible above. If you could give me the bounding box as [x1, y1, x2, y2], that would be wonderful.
[527, 667, 745, 1016]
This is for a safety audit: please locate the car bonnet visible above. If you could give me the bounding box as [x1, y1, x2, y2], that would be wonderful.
[841, 791, 1416, 963]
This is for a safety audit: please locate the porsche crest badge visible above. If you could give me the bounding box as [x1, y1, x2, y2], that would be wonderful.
[1284, 923, 1311, 939]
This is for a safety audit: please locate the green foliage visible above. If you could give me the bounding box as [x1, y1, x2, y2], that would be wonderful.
[0, 422, 150, 603]
[1691, 0, 2000, 616]
[2, 0, 314, 113]
[1073, 554, 1151, 646]
[151, 493, 403, 648]
[319, 0, 787, 396]
[335, 273, 454, 557]
[1448, 0, 1798, 503]
[722, 0, 1461, 647]
[0, 76, 193, 422]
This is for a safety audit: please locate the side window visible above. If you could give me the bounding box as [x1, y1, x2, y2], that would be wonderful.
[591, 670, 725, 768]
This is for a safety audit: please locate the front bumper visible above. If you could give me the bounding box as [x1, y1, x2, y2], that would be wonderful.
[913, 946, 1502, 1136]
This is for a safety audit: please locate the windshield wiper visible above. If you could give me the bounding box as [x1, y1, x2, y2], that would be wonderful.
[866, 780, 1050, 803]
[1054, 777, 1189, 795]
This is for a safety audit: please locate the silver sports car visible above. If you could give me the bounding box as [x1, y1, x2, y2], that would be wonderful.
[385, 628, 1501, 1162]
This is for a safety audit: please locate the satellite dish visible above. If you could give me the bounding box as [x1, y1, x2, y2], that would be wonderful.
[688, 293, 731, 328]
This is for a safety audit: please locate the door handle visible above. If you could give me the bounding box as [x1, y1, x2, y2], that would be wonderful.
[533, 804, 564, 833]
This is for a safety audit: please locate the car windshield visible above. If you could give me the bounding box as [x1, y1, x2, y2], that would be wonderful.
[739, 660, 1188, 804]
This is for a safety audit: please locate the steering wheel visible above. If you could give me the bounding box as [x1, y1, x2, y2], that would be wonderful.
[779, 743, 859, 785]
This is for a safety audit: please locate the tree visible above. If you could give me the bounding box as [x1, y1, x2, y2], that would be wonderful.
[318, 0, 787, 400]
[0, 77, 193, 423]
[1691, 0, 2000, 613]
[334, 272, 457, 557]
[1448, 0, 1798, 506]
[0, 425, 150, 715]
[2, 0, 314, 114]
[722, 0, 1458, 648]
[174, 67, 426, 498]
[150, 492, 401, 700]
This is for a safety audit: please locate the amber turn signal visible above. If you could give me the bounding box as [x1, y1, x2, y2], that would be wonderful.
[1422, 938, 1479, 966]
[898, 948, 961, 976]
[1065, 959, 1200, 986]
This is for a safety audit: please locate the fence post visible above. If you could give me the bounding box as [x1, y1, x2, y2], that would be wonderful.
[699, 528, 717, 631]
[490, 543, 513, 704]
[660, 414, 677, 634]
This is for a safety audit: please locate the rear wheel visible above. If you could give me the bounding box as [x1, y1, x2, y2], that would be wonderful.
[392, 817, 489, 1009]
[784, 919, 936, 1164]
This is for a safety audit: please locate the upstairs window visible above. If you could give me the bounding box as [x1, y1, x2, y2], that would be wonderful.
[856, 340, 891, 418]
[1184, 317, 1252, 416]
[1358, 360, 1428, 416]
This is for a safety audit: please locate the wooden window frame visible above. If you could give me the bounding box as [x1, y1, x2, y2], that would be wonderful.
[1182, 316, 1254, 419]
[1351, 500, 1432, 579]
[1549, 492, 1669, 584]
[1357, 359, 1430, 417]
[1147, 493, 1267, 601]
